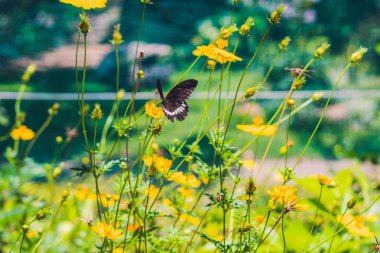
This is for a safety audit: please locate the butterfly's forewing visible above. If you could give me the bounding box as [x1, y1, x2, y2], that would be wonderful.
[162, 79, 197, 122]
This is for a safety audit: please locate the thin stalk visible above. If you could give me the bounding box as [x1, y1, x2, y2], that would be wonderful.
[115, 45, 120, 121]
[254, 211, 271, 253]
[293, 63, 352, 169]
[75, 32, 81, 111]
[141, 177, 153, 253]
[256, 212, 285, 250]
[327, 207, 348, 253]
[281, 214, 286, 253]
[24, 113, 54, 158]
[183, 204, 214, 253]
[18, 233, 25, 253]
[303, 185, 324, 251]
[131, 4, 147, 84]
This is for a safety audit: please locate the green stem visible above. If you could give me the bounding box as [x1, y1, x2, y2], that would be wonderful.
[131, 4, 146, 84]
[115, 45, 120, 121]
[327, 207, 348, 253]
[293, 63, 352, 169]
[303, 185, 324, 251]
[24, 113, 54, 158]
[18, 233, 25, 253]
[75, 32, 81, 112]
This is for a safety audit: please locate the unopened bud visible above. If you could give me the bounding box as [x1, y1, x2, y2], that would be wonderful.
[207, 60, 216, 70]
[314, 42, 330, 59]
[347, 197, 357, 209]
[246, 177, 256, 196]
[90, 103, 103, 120]
[239, 17, 254, 36]
[243, 84, 261, 99]
[111, 24, 123, 45]
[21, 64, 37, 83]
[137, 70, 144, 79]
[22, 225, 29, 233]
[350, 47, 367, 63]
[311, 92, 324, 102]
[287, 98, 295, 108]
[78, 12, 91, 34]
[269, 3, 287, 24]
[279, 36, 291, 51]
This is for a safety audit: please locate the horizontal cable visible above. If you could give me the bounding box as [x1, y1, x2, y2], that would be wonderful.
[0, 90, 379, 101]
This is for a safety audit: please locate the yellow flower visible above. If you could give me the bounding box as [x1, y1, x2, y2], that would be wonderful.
[267, 185, 297, 203]
[93, 222, 123, 240]
[145, 101, 164, 119]
[337, 212, 375, 238]
[59, 0, 107, 9]
[10, 125, 35, 141]
[255, 215, 265, 225]
[178, 213, 200, 225]
[216, 38, 228, 49]
[317, 174, 334, 186]
[167, 172, 201, 188]
[143, 185, 160, 199]
[112, 248, 126, 253]
[283, 195, 308, 213]
[236, 124, 277, 137]
[143, 154, 172, 175]
[99, 193, 119, 207]
[220, 25, 238, 39]
[178, 187, 195, 198]
[193, 44, 242, 64]
[74, 185, 92, 200]
[26, 230, 38, 239]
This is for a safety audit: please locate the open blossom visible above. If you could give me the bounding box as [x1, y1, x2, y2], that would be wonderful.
[59, 0, 107, 9]
[10, 125, 35, 141]
[167, 172, 201, 188]
[93, 222, 123, 240]
[145, 101, 165, 119]
[143, 154, 172, 174]
[236, 117, 277, 137]
[193, 44, 242, 64]
[337, 212, 375, 238]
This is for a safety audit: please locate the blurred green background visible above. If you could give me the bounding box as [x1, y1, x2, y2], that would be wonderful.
[0, 0, 379, 163]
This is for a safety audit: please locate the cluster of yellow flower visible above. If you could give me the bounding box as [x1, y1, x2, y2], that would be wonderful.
[10, 125, 35, 141]
[236, 116, 277, 137]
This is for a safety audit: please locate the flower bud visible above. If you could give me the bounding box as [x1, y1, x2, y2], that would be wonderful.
[350, 47, 368, 63]
[287, 98, 295, 108]
[111, 24, 123, 45]
[311, 92, 324, 102]
[146, 163, 157, 178]
[314, 42, 330, 59]
[56, 136, 63, 144]
[243, 84, 261, 99]
[53, 167, 62, 177]
[62, 190, 69, 201]
[279, 36, 291, 51]
[207, 60, 216, 70]
[294, 76, 306, 89]
[90, 103, 103, 120]
[36, 210, 46, 220]
[78, 12, 91, 34]
[21, 63, 37, 83]
[347, 197, 357, 209]
[239, 17, 254, 36]
[120, 161, 128, 169]
[137, 70, 144, 79]
[48, 103, 60, 115]
[141, 0, 152, 5]
[317, 174, 333, 186]
[116, 89, 125, 101]
[22, 225, 29, 233]
[151, 122, 163, 136]
[220, 25, 238, 39]
[237, 160, 244, 167]
[269, 3, 287, 24]
[246, 177, 256, 196]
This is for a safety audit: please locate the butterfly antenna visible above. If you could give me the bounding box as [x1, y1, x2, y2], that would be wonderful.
[156, 79, 164, 100]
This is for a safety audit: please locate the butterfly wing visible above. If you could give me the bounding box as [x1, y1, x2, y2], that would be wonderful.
[162, 79, 197, 122]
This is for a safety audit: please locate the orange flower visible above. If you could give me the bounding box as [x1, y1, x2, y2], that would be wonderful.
[167, 172, 201, 188]
[237, 124, 277, 137]
[10, 125, 35, 141]
[143, 154, 172, 175]
[59, 0, 107, 9]
[267, 185, 297, 203]
[145, 101, 164, 119]
[93, 222, 123, 240]
[337, 212, 375, 238]
[193, 44, 242, 64]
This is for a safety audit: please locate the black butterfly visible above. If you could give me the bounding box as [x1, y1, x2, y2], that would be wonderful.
[156, 79, 198, 122]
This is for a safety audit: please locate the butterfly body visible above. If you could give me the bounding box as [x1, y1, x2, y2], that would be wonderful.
[156, 79, 198, 122]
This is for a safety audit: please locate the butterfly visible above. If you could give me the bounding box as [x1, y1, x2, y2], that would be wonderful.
[156, 79, 198, 122]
